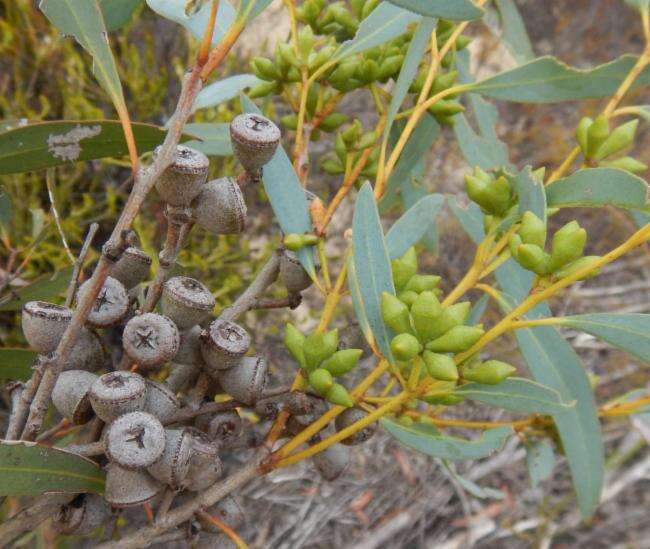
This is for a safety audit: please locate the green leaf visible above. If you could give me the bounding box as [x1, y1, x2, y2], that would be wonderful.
[525, 439, 556, 489]
[0, 441, 105, 496]
[442, 460, 505, 499]
[335, 2, 421, 61]
[384, 17, 437, 141]
[0, 184, 11, 228]
[493, 0, 534, 63]
[385, 194, 445, 259]
[0, 266, 74, 312]
[353, 182, 396, 360]
[509, 165, 547, 222]
[146, 0, 235, 45]
[630, 210, 650, 228]
[0, 120, 185, 175]
[546, 168, 649, 211]
[382, 419, 512, 460]
[40, 0, 129, 122]
[559, 313, 650, 363]
[192, 74, 262, 112]
[183, 123, 232, 156]
[347, 255, 374, 348]
[386, 0, 484, 20]
[447, 197, 485, 244]
[0, 349, 37, 381]
[399, 166, 439, 253]
[99, 0, 142, 30]
[239, 0, 274, 20]
[241, 96, 315, 276]
[471, 55, 650, 103]
[455, 378, 574, 414]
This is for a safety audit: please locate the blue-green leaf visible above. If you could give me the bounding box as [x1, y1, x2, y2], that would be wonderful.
[385, 194, 445, 259]
[447, 196, 485, 244]
[471, 55, 650, 103]
[0, 184, 11, 228]
[347, 255, 374, 348]
[239, 0, 274, 21]
[0, 266, 74, 312]
[455, 378, 574, 414]
[546, 168, 649, 211]
[442, 460, 505, 499]
[241, 96, 315, 276]
[467, 294, 490, 325]
[100, 0, 142, 30]
[193, 74, 262, 112]
[509, 165, 547, 222]
[525, 439, 556, 489]
[0, 349, 37, 381]
[183, 123, 232, 156]
[353, 182, 396, 360]
[382, 419, 512, 460]
[387, 0, 484, 20]
[493, 0, 534, 63]
[559, 314, 650, 363]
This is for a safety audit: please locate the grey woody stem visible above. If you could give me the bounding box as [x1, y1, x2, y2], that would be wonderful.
[64, 222, 99, 308]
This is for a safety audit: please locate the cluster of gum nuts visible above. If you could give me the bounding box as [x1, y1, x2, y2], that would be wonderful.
[16, 114, 376, 544]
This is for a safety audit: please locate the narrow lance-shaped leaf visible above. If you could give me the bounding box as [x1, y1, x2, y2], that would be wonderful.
[0, 266, 74, 312]
[525, 439, 556, 489]
[347, 255, 374, 348]
[99, 0, 142, 31]
[0, 349, 38, 381]
[0, 441, 105, 496]
[192, 74, 262, 113]
[386, 0, 484, 20]
[493, 0, 534, 63]
[353, 182, 396, 360]
[509, 165, 547, 222]
[447, 196, 485, 245]
[183, 123, 232, 156]
[442, 460, 505, 499]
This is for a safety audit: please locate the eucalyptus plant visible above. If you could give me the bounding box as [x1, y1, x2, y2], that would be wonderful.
[0, 0, 649, 547]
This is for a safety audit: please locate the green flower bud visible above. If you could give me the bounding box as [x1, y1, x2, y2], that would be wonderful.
[409, 67, 427, 93]
[508, 234, 523, 260]
[284, 233, 306, 251]
[425, 325, 484, 353]
[422, 351, 458, 381]
[600, 156, 648, 173]
[356, 131, 377, 150]
[396, 415, 414, 426]
[594, 119, 638, 160]
[432, 70, 457, 94]
[321, 348, 363, 376]
[249, 80, 280, 98]
[334, 133, 347, 162]
[309, 368, 334, 394]
[378, 55, 404, 81]
[321, 157, 345, 175]
[320, 113, 349, 132]
[309, 46, 338, 72]
[357, 59, 380, 83]
[304, 329, 339, 370]
[391, 247, 418, 291]
[280, 114, 299, 130]
[278, 42, 301, 68]
[462, 359, 516, 384]
[326, 383, 354, 407]
[575, 116, 592, 154]
[328, 60, 359, 87]
[427, 301, 471, 340]
[342, 120, 362, 145]
[555, 255, 601, 280]
[485, 176, 512, 216]
[286, 66, 302, 82]
[428, 99, 465, 116]
[464, 174, 490, 209]
[390, 333, 422, 361]
[474, 167, 493, 184]
[330, 3, 358, 31]
[586, 114, 609, 159]
[519, 211, 546, 248]
[398, 290, 419, 307]
[298, 26, 316, 61]
[404, 274, 442, 293]
[381, 292, 413, 334]
[419, 380, 457, 404]
[549, 223, 587, 271]
[350, 0, 365, 18]
[516, 243, 550, 275]
[411, 291, 443, 343]
[285, 323, 306, 368]
[251, 57, 279, 81]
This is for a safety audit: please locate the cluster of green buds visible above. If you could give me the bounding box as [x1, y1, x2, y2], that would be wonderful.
[509, 211, 601, 279]
[464, 167, 518, 221]
[382, 248, 516, 400]
[297, 0, 377, 41]
[284, 324, 363, 407]
[576, 115, 646, 173]
[320, 119, 379, 178]
[283, 232, 320, 251]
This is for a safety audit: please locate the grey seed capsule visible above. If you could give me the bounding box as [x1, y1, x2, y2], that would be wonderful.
[195, 410, 242, 446]
[192, 177, 247, 235]
[183, 428, 222, 492]
[122, 313, 180, 368]
[200, 319, 250, 373]
[199, 495, 246, 533]
[53, 493, 110, 536]
[89, 371, 147, 422]
[147, 428, 193, 489]
[62, 328, 104, 372]
[77, 276, 129, 328]
[154, 145, 209, 206]
[285, 391, 327, 421]
[216, 356, 267, 405]
[104, 411, 166, 469]
[161, 276, 215, 330]
[335, 407, 377, 446]
[254, 395, 285, 420]
[279, 250, 313, 294]
[165, 362, 200, 394]
[104, 463, 163, 508]
[144, 380, 180, 424]
[175, 325, 205, 367]
[109, 247, 152, 289]
[21, 301, 72, 353]
[230, 113, 281, 175]
[312, 443, 350, 481]
[51, 370, 98, 425]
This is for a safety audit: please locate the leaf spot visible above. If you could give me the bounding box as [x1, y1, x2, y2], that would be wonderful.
[47, 124, 102, 162]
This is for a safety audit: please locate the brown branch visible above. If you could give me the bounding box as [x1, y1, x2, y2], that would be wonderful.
[65, 222, 99, 308]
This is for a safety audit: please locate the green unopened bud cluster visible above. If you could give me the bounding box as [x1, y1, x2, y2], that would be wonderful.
[320, 119, 379, 178]
[509, 212, 601, 279]
[464, 167, 516, 219]
[576, 115, 646, 173]
[283, 232, 320, 251]
[284, 324, 363, 407]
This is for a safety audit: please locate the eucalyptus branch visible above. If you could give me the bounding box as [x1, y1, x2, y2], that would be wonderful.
[65, 222, 99, 308]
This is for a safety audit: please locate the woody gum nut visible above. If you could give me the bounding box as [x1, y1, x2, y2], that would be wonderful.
[312, 443, 350, 481]
[199, 495, 246, 533]
[183, 428, 223, 492]
[153, 145, 209, 206]
[77, 276, 129, 328]
[165, 362, 200, 393]
[176, 325, 206, 368]
[335, 407, 377, 446]
[53, 494, 110, 536]
[230, 113, 281, 174]
[200, 319, 250, 373]
[285, 391, 327, 421]
[104, 463, 163, 508]
[195, 410, 242, 445]
[122, 313, 180, 368]
[109, 247, 152, 289]
[144, 380, 181, 423]
[162, 276, 215, 330]
[147, 428, 193, 489]
[21, 301, 72, 353]
[192, 177, 247, 235]
[104, 411, 165, 469]
[62, 328, 104, 372]
[217, 356, 268, 405]
[89, 371, 147, 422]
[51, 370, 98, 425]
[279, 250, 313, 294]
